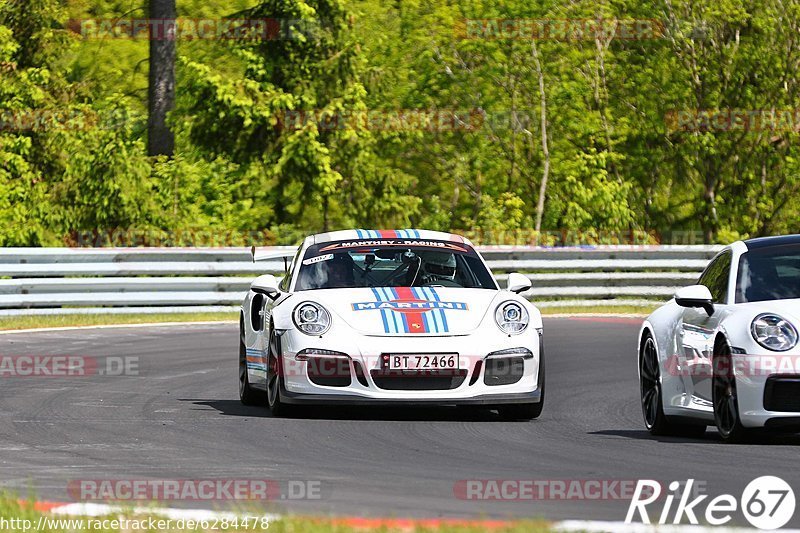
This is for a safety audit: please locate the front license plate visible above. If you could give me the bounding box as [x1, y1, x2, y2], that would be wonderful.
[387, 354, 459, 370]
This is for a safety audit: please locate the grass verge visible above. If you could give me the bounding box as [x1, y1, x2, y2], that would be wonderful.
[0, 305, 654, 331]
[0, 312, 238, 331]
[539, 305, 656, 316]
[0, 496, 549, 532]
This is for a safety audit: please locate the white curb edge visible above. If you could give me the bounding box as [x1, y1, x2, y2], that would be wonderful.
[553, 520, 792, 533]
[47, 502, 279, 522]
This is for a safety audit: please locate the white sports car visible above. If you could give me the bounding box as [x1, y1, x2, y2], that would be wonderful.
[239, 229, 544, 419]
[639, 234, 800, 441]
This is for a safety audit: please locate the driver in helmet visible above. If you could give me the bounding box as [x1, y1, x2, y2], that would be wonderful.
[417, 251, 457, 285]
[324, 253, 355, 288]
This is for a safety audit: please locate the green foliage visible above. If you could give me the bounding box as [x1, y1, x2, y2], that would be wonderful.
[557, 149, 634, 231]
[0, 0, 156, 244]
[176, 0, 420, 232]
[3, 0, 800, 245]
[476, 192, 527, 233]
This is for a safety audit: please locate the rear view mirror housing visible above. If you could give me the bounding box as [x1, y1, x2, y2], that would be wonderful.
[251, 274, 280, 300]
[507, 272, 532, 294]
[675, 285, 714, 316]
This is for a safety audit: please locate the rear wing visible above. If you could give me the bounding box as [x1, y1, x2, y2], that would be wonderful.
[250, 246, 297, 278]
[250, 246, 297, 263]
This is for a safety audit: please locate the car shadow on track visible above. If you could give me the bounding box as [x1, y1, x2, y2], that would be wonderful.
[181, 399, 525, 422]
[590, 429, 800, 445]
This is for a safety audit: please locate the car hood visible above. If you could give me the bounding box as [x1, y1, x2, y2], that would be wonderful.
[303, 287, 502, 336]
[735, 299, 800, 321]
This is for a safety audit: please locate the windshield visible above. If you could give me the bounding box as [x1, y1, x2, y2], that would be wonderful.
[736, 244, 800, 302]
[294, 239, 497, 291]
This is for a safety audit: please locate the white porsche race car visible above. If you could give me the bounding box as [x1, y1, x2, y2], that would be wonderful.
[639, 234, 800, 441]
[239, 229, 544, 420]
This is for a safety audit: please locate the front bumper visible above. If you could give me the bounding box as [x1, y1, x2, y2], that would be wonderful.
[732, 351, 800, 428]
[275, 326, 542, 404]
[279, 384, 542, 406]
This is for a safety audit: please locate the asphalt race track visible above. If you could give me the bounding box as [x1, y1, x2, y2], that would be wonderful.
[1, 318, 799, 526]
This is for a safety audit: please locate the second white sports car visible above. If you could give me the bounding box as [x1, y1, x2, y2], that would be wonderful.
[639, 234, 800, 441]
[239, 229, 544, 420]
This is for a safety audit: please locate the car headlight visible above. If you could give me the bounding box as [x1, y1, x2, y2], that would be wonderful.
[495, 301, 529, 334]
[751, 313, 798, 351]
[293, 302, 331, 335]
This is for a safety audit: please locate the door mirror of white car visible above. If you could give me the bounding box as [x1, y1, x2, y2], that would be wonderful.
[251, 274, 280, 300]
[507, 272, 532, 294]
[675, 284, 714, 316]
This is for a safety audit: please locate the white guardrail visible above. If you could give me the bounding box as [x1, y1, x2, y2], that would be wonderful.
[0, 246, 723, 315]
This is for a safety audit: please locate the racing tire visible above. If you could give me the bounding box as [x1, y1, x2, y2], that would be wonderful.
[639, 333, 706, 438]
[239, 318, 265, 406]
[713, 340, 756, 443]
[267, 327, 294, 417]
[498, 351, 545, 421]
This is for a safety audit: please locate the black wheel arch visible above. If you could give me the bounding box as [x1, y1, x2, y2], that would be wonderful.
[639, 327, 657, 375]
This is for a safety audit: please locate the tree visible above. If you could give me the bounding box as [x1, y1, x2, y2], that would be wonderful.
[147, 0, 176, 157]
[177, 0, 419, 233]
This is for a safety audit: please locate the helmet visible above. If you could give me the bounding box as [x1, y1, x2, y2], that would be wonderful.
[419, 251, 457, 282]
[324, 253, 355, 287]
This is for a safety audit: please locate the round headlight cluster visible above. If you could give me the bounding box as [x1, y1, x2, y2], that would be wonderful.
[293, 302, 331, 335]
[495, 301, 529, 335]
[751, 314, 798, 351]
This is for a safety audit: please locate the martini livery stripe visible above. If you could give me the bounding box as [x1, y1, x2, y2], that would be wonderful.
[371, 287, 399, 333]
[421, 286, 449, 333]
[394, 287, 428, 333]
[357, 286, 464, 334]
[245, 348, 266, 372]
[355, 229, 421, 239]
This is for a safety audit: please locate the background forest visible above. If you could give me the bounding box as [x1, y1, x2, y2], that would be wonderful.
[1, 0, 799, 246]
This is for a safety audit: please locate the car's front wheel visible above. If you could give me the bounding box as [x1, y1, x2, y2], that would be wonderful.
[239, 318, 265, 406]
[713, 339, 755, 443]
[639, 333, 705, 437]
[267, 327, 293, 417]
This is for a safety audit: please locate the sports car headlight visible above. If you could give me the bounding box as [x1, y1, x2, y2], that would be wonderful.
[751, 313, 798, 351]
[293, 302, 331, 335]
[495, 301, 529, 334]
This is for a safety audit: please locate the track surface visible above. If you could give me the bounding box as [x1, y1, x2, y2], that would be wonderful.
[1, 318, 799, 525]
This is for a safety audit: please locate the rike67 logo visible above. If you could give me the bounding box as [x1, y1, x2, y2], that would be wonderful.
[626, 476, 795, 530]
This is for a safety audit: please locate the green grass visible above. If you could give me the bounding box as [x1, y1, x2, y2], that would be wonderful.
[0, 495, 549, 532]
[0, 305, 653, 331]
[0, 312, 238, 331]
[539, 304, 657, 316]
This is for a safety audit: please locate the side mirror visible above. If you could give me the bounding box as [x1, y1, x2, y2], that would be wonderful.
[675, 285, 714, 316]
[251, 274, 280, 300]
[507, 272, 532, 294]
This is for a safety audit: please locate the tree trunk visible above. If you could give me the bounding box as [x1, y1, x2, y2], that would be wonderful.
[531, 41, 550, 233]
[702, 177, 718, 244]
[147, 0, 176, 157]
